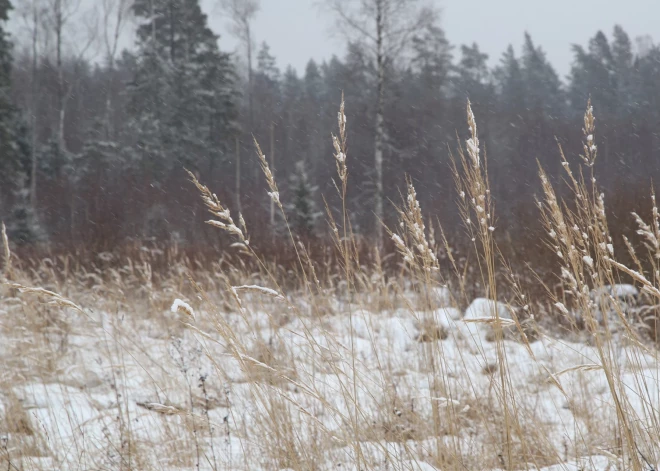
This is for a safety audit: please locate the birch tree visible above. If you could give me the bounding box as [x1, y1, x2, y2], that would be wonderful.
[219, 0, 259, 213]
[16, 0, 45, 209]
[220, 0, 259, 128]
[41, 0, 97, 153]
[327, 0, 438, 247]
[99, 0, 133, 137]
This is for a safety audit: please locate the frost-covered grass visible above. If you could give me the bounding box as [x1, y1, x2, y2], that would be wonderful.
[1, 269, 659, 471]
[3, 99, 660, 470]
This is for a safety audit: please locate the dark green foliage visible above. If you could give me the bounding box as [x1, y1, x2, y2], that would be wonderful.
[3, 9, 660, 255]
[128, 0, 238, 177]
[286, 161, 320, 239]
[0, 0, 43, 244]
[7, 183, 44, 245]
[0, 0, 27, 189]
[521, 33, 563, 118]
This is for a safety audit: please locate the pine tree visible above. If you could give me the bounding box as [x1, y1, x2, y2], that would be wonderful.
[406, 23, 453, 207]
[570, 31, 616, 117]
[491, 45, 528, 203]
[411, 24, 452, 91]
[452, 43, 493, 151]
[128, 0, 238, 180]
[637, 44, 660, 171]
[611, 25, 634, 117]
[494, 45, 525, 112]
[0, 0, 43, 244]
[286, 161, 320, 239]
[521, 33, 563, 118]
[7, 173, 45, 245]
[0, 0, 26, 194]
[452, 43, 493, 123]
[253, 42, 281, 139]
[454, 43, 490, 98]
[281, 66, 303, 164]
[302, 60, 324, 175]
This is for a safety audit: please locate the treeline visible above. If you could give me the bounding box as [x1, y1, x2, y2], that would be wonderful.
[2, 0, 660, 261]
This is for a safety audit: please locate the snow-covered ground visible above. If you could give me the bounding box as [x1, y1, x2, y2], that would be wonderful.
[1, 287, 659, 470]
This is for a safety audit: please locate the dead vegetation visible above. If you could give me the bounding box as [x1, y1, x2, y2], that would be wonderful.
[2, 99, 660, 470]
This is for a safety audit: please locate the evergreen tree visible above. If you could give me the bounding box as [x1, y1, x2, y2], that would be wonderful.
[281, 66, 303, 165]
[494, 45, 525, 112]
[611, 25, 635, 117]
[7, 173, 45, 245]
[452, 43, 493, 155]
[286, 161, 320, 239]
[453, 43, 490, 100]
[128, 0, 238, 180]
[403, 24, 453, 209]
[304, 60, 323, 104]
[452, 43, 493, 127]
[491, 46, 527, 203]
[569, 31, 616, 117]
[256, 42, 280, 83]
[0, 0, 43, 243]
[0, 0, 27, 195]
[253, 41, 281, 139]
[411, 24, 452, 92]
[521, 33, 563, 118]
[302, 60, 324, 174]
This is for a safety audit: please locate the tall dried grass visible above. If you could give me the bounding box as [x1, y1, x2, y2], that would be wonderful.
[2, 97, 660, 470]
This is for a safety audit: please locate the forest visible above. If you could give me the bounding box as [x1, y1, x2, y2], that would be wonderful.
[6, 2, 660, 470]
[2, 0, 660, 264]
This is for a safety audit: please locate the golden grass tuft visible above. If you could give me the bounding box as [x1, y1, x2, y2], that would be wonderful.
[3, 96, 660, 470]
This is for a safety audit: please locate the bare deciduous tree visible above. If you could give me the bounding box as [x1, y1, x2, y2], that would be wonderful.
[219, 0, 260, 214]
[16, 0, 47, 210]
[42, 0, 98, 152]
[220, 0, 259, 127]
[98, 0, 133, 137]
[327, 0, 438, 248]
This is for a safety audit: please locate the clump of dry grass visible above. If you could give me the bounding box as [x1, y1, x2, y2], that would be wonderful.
[4, 95, 660, 471]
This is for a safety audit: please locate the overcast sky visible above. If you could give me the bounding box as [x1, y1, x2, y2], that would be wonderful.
[10, 0, 659, 80]
[202, 0, 658, 80]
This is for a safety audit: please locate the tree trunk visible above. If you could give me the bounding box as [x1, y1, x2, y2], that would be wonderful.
[104, 50, 116, 139]
[246, 22, 254, 131]
[374, 0, 385, 248]
[235, 135, 241, 213]
[30, 6, 39, 211]
[270, 121, 275, 227]
[56, 0, 65, 153]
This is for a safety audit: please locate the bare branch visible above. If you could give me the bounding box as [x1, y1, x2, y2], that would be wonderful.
[219, 0, 260, 44]
[100, 0, 134, 66]
[325, 0, 439, 62]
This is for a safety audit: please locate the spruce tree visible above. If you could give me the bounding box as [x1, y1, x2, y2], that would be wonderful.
[411, 24, 452, 91]
[286, 161, 320, 239]
[128, 0, 238, 179]
[611, 25, 635, 117]
[570, 31, 616, 117]
[494, 45, 525, 112]
[0, 0, 26, 194]
[0, 0, 43, 244]
[521, 33, 563, 118]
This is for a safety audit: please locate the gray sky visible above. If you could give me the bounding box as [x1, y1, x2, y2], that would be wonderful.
[10, 0, 658, 80]
[204, 0, 658, 79]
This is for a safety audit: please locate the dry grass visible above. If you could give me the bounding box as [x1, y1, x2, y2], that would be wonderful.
[2, 97, 660, 471]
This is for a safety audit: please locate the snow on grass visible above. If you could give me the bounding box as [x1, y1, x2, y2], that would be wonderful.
[2, 292, 659, 470]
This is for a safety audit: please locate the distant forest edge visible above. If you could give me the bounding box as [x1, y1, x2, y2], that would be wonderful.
[2, 0, 660, 265]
